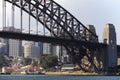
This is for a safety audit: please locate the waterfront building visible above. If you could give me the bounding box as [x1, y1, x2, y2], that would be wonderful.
[43, 43, 50, 54]
[0, 27, 22, 58]
[38, 42, 43, 55]
[0, 42, 7, 55]
[9, 39, 22, 58]
[56, 46, 71, 64]
[34, 42, 44, 56]
[49, 44, 57, 55]
[24, 42, 40, 58]
[8, 27, 22, 58]
[42, 43, 71, 63]
[0, 38, 9, 55]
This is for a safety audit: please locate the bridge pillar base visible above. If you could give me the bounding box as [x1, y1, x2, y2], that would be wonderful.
[103, 24, 117, 72]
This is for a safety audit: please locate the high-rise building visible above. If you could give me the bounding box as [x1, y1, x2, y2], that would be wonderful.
[9, 39, 22, 57]
[43, 43, 50, 54]
[56, 46, 71, 64]
[0, 38, 9, 55]
[38, 42, 43, 55]
[1, 27, 22, 58]
[43, 43, 58, 55]
[49, 44, 57, 55]
[0, 42, 7, 55]
[24, 42, 40, 58]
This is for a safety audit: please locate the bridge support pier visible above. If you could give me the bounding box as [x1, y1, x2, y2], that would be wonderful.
[103, 24, 117, 73]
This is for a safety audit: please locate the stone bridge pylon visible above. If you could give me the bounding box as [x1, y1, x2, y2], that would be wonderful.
[103, 23, 117, 71]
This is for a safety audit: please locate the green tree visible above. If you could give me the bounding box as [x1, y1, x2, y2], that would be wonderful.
[24, 57, 32, 65]
[0, 56, 11, 68]
[31, 58, 39, 66]
[40, 55, 58, 69]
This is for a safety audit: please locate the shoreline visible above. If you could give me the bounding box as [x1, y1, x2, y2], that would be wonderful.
[45, 71, 101, 76]
[1, 71, 119, 76]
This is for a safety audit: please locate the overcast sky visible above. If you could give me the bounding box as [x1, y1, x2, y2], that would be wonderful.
[0, 0, 120, 44]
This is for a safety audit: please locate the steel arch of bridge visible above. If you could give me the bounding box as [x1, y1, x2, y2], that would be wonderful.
[4, 0, 100, 72]
[5, 0, 98, 42]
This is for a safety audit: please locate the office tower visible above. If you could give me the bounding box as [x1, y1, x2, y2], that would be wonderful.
[0, 42, 7, 55]
[2, 27, 22, 58]
[24, 42, 40, 59]
[56, 46, 71, 64]
[0, 38, 9, 55]
[9, 39, 22, 58]
[49, 44, 57, 55]
[43, 43, 50, 54]
[38, 42, 43, 55]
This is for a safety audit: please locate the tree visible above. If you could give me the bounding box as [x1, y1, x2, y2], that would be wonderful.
[40, 55, 58, 69]
[31, 58, 39, 66]
[24, 57, 32, 66]
[0, 56, 11, 68]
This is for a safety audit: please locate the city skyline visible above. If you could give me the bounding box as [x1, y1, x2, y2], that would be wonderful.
[0, 0, 120, 44]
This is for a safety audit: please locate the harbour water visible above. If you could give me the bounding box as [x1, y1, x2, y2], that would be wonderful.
[0, 75, 120, 80]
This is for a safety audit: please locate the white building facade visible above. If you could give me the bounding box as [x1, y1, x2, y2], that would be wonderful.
[24, 42, 40, 59]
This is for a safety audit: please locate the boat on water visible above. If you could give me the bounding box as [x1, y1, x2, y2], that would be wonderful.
[0, 72, 11, 75]
[20, 69, 45, 75]
[26, 70, 45, 75]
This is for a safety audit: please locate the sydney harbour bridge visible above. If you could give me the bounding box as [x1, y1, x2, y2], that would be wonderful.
[1, 0, 120, 73]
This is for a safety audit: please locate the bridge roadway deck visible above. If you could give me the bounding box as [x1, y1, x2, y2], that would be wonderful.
[0, 31, 106, 47]
[0, 31, 120, 55]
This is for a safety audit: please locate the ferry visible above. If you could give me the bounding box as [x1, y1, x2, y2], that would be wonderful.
[0, 72, 11, 75]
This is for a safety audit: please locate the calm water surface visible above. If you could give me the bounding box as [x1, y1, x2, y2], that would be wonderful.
[0, 75, 120, 80]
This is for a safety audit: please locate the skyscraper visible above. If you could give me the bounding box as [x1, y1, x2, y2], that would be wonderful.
[2, 27, 22, 58]
[38, 42, 43, 55]
[9, 39, 22, 57]
[24, 42, 40, 58]
[0, 42, 7, 55]
[0, 38, 9, 55]
[43, 43, 50, 54]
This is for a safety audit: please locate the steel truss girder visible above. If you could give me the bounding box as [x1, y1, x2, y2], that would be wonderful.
[5, 0, 98, 42]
